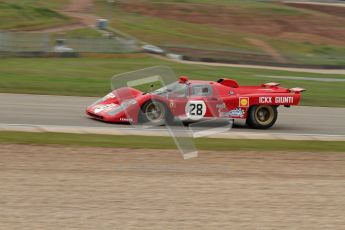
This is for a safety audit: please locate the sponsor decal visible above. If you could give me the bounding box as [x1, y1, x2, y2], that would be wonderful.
[259, 96, 294, 104]
[220, 108, 245, 118]
[239, 97, 249, 107]
[259, 97, 272, 104]
[216, 103, 226, 109]
[275, 96, 293, 104]
[229, 108, 245, 118]
[120, 118, 133, 122]
[216, 103, 227, 117]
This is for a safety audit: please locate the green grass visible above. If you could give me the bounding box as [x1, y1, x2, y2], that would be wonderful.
[0, 0, 69, 10]
[94, 0, 345, 66]
[0, 56, 344, 107]
[0, 132, 344, 152]
[267, 38, 345, 66]
[0, 2, 71, 30]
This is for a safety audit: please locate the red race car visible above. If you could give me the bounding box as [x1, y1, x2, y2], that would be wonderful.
[86, 76, 305, 129]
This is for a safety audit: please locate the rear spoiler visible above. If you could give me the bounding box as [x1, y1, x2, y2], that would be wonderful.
[289, 87, 306, 93]
[262, 82, 305, 93]
[261, 82, 280, 87]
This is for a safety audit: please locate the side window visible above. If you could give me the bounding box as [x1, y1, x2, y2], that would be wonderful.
[191, 85, 212, 96]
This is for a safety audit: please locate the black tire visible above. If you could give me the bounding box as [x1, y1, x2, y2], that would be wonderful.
[138, 100, 172, 125]
[246, 105, 278, 129]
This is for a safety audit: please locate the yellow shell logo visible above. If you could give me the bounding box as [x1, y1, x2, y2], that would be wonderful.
[239, 97, 249, 107]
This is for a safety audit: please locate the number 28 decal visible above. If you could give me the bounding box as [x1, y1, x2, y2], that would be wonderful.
[185, 100, 206, 120]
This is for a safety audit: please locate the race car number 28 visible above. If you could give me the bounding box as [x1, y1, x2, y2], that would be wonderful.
[185, 100, 206, 120]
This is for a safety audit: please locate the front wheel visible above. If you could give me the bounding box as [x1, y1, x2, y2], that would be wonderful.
[138, 100, 172, 125]
[246, 105, 278, 129]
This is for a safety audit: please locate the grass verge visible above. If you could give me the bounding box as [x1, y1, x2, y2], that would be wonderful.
[0, 56, 344, 107]
[0, 132, 344, 152]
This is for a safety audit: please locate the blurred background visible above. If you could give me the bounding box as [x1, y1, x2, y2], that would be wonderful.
[0, 0, 344, 107]
[0, 0, 344, 67]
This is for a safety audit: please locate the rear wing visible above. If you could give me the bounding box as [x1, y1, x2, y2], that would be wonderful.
[261, 82, 280, 87]
[289, 87, 306, 93]
[261, 82, 305, 93]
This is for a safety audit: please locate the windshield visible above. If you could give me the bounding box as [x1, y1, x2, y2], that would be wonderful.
[152, 82, 187, 98]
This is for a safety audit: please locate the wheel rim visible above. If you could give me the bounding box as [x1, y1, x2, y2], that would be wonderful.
[145, 102, 165, 123]
[254, 105, 274, 126]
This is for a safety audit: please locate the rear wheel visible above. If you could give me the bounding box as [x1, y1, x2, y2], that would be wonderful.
[139, 100, 172, 125]
[246, 105, 278, 129]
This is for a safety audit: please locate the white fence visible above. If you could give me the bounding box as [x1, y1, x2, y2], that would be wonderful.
[0, 32, 139, 53]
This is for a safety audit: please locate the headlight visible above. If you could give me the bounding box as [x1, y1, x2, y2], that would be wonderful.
[91, 93, 116, 106]
[120, 99, 137, 107]
[104, 92, 116, 99]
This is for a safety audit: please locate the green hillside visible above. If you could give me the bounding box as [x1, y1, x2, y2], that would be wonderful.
[0, 2, 71, 30]
[94, 0, 345, 66]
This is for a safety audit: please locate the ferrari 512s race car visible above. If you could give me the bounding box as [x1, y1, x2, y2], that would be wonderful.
[86, 76, 305, 129]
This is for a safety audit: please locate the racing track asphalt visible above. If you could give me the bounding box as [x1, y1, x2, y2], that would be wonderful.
[0, 93, 344, 138]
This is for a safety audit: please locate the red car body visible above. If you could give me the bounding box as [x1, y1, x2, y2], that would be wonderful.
[86, 77, 304, 128]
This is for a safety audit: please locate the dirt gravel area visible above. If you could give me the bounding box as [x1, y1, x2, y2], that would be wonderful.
[60, 0, 98, 28]
[31, 0, 98, 32]
[1, 144, 345, 229]
[245, 38, 287, 62]
[285, 3, 345, 18]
